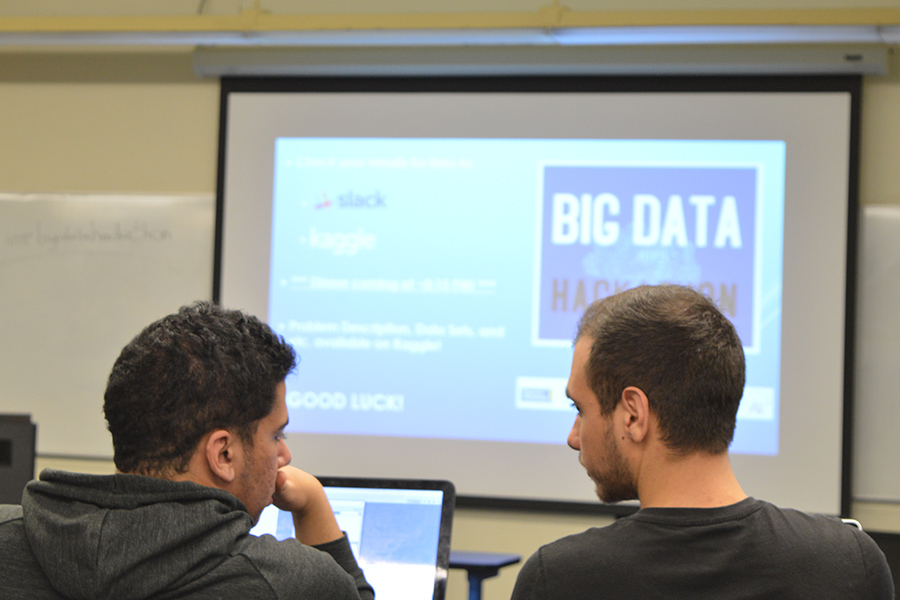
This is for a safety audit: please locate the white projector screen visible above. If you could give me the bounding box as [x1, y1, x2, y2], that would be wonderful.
[215, 76, 859, 516]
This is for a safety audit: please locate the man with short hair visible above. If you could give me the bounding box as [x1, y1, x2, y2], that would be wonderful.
[0, 302, 374, 600]
[511, 284, 893, 599]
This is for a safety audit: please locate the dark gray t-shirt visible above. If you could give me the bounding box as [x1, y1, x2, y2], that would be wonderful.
[512, 497, 893, 600]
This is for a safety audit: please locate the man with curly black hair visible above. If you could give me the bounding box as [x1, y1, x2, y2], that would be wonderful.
[1, 302, 373, 600]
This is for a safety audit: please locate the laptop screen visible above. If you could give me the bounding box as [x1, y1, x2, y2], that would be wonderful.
[251, 476, 455, 600]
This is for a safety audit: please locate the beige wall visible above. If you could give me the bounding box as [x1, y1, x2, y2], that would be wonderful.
[0, 52, 218, 194]
[861, 49, 900, 205]
[7, 43, 900, 600]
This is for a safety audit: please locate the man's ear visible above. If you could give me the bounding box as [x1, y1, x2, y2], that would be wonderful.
[620, 386, 651, 444]
[204, 429, 238, 483]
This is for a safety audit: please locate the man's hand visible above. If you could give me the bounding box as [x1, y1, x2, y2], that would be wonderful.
[272, 466, 344, 546]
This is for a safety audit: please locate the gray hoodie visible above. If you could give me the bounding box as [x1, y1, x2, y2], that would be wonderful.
[0, 470, 373, 600]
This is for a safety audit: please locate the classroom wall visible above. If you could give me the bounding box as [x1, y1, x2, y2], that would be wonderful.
[4, 36, 900, 600]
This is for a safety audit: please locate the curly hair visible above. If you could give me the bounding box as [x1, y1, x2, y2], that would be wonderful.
[576, 285, 746, 455]
[103, 302, 296, 476]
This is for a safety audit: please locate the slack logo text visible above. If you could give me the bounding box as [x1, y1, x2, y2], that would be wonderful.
[338, 190, 387, 209]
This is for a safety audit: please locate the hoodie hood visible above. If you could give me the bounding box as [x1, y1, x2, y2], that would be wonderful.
[22, 469, 253, 600]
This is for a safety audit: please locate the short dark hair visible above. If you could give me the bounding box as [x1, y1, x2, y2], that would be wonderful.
[103, 301, 296, 476]
[575, 285, 745, 455]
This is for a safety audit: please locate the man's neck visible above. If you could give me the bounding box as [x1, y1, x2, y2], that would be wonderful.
[635, 448, 747, 509]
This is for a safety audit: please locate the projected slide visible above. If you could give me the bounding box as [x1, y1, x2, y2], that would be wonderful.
[268, 138, 785, 455]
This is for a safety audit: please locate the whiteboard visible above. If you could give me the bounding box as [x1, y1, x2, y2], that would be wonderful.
[0, 193, 215, 458]
[853, 204, 900, 501]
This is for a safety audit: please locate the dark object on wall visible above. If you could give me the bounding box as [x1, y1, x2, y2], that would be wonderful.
[0, 414, 36, 504]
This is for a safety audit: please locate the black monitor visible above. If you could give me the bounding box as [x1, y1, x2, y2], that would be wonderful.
[0, 414, 36, 505]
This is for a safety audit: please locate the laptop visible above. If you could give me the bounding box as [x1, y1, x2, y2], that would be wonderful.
[251, 476, 456, 600]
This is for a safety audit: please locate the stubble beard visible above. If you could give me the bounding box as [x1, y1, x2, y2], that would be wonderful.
[584, 427, 638, 504]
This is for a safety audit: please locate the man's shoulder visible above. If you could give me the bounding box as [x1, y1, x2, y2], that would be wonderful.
[0, 503, 24, 524]
[751, 500, 880, 549]
[0, 504, 27, 550]
[531, 519, 634, 567]
[0, 504, 28, 549]
[233, 534, 363, 594]
[514, 500, 894, 600]
[512, 520, 650, 600]
[531, 500, 874, 553]
[0, 504, 69, 600]
[525, 500, 883, 572]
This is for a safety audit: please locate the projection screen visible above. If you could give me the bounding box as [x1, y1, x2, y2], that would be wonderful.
[216, 76, 859, 516]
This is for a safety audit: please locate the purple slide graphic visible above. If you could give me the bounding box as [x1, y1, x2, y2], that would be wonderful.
[537, 165, 758, 345]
